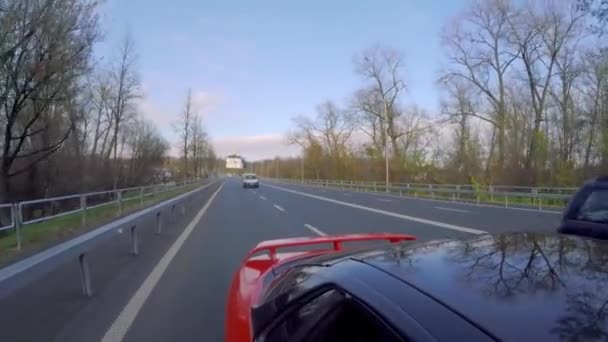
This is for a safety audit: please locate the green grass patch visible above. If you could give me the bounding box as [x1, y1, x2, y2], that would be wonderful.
[348, 186, 566, 209]
[0, 184, 201, 261]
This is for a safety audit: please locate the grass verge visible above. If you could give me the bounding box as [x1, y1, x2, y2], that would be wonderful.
[324, 184, 566, 209]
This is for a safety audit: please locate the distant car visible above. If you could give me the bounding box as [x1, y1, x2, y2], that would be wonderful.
[226, 232, 608, 341]
[558, 176, 608, 239]
[242, 173, 259, 188]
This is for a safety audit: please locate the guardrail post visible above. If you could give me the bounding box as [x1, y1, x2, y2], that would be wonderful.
[80, 195, 87, 228]
[140, 187, 144, 206]
[456, 185, 461, 200]
[131, 225, 139, 256]
[539, 198, 543, 211]
[452, 193, 456, 202]
[505, 196, 509, 208]
[489, 186, 494, 202]
[400, 189, 403, 197]
[374, 182, 377, 192]
[156, 212, 162, 235]
[13, 203, 22, 251]
[79, 253, 93, 297]
[181, 203, 186, 216]
[117, 191, 123, 216]
[477, 195, 480, 206]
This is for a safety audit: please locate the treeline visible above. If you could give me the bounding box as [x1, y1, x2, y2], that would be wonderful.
[253, 0, 607, 186]
[174, 89, 217, 180]
[0, 0, 215, 206]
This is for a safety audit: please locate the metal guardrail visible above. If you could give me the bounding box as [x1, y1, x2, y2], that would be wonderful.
[0, 179, 219, 299]
[0, 204, 15, 232]
[273, 178, 576, 212]
[2, 180, 200, 250]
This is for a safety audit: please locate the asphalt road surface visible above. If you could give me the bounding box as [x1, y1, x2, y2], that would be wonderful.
[0, 177, 561, 341]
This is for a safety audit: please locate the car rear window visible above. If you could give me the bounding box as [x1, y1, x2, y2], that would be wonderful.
[575, 189, 608, 223]
[245, 175, 257, 179]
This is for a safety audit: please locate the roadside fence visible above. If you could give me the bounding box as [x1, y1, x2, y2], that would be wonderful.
[272, 178, 577, 212]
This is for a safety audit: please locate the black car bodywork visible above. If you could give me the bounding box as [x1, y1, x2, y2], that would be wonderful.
[252, 233, 608, 341]
[559, 177, 608, 239]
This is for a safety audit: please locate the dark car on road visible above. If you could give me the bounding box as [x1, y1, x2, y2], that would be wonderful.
[559, 176, 608, 239]
[226, 232, 608, 341]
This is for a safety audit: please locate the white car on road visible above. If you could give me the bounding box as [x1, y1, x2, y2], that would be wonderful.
[242, 173, 259, 188]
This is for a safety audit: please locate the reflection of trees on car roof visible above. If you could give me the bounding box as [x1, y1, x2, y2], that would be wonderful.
[443, 234, 608, 340]
[362, 233, 608, 340]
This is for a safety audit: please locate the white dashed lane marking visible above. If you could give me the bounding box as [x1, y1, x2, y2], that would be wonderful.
[273, 204, 285, 212]
[304, 224, 327, 236]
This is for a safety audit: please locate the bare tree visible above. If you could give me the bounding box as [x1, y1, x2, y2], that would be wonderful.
[579, 49, 608, 173]
[353, 46, 407, 157]
[176, 89, 195, 180]
[106, 34, 140, 189]
[578, 0, 608, 34]
[0, 0, 99, 204]
[288, 101, 356, 179]
[508, 1, 584, 183]
[123, 117, 168, 185]
[314, 102, 354, 161]
[439, 0, 519, 182]
[189, 113, 209, 178]
[90, 71, 113, 159]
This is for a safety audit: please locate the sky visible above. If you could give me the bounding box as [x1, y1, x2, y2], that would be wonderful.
[97, 0, 468, 160]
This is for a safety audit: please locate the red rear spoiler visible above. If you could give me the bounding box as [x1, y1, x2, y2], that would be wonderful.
[247, 233, 416, 261]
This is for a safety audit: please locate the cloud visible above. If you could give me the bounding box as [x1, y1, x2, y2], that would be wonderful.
[138, 99, 173, 129]
[137, 89, 223, 128]
[213, 134, 300, 161]
[191, 90, 224, 116]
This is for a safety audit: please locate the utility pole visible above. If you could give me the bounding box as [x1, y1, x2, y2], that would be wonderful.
[384, 101, 390, 192]
[300, 154, 304, 183]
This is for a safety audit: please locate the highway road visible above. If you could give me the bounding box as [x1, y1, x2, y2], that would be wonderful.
[0, 177, 561, 341]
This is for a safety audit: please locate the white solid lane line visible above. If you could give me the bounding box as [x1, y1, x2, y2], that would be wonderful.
[304, 224, 327, 236]
[259, 195, 267, 200]
[273, 204, 286, 212]
[102, 183, 224, 342]
[377, 199, 392, 202]
[434, 206, 470, 213]
[264, 183, 486, 235]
